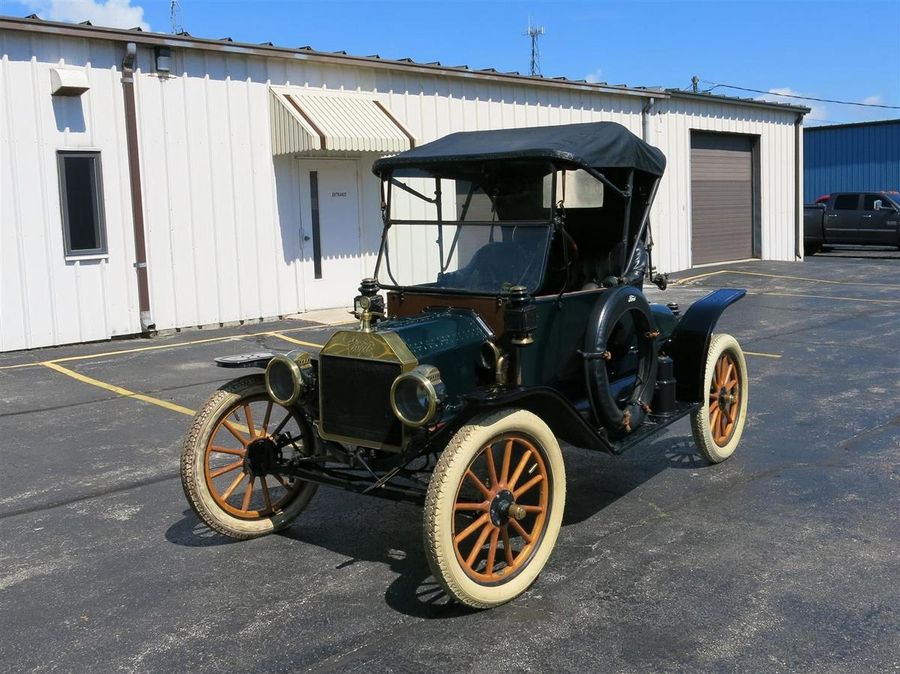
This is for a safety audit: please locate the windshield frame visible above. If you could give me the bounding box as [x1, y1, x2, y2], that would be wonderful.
[373, 172, 559, 297]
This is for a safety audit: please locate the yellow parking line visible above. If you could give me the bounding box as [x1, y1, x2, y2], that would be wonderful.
[41, 341, 781, 419]
[0, 325, 328, 371]
[267, 333, 324, 349]
[0, 361, 39, 371]
[676, 268, 900, 289]
[753, 291, 900, 305]
[724, 269, 900, 288]
[42, 362, 197, 417]
[673, 270, 727, 285]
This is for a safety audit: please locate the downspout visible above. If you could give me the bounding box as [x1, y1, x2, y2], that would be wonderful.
[794, 112, 804, 260]
[641, 96, 655, 141]
[121, 42, 154, 333]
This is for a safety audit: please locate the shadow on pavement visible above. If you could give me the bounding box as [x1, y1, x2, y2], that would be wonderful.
[163, 431, 711, 619]
[165, 509, 245, 547]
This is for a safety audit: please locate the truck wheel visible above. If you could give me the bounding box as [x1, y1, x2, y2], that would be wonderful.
[181, 374, 317, 539]
[690, 334, 749, 463]
[804, 242, 821, 256]
[424, 409, 566, 608]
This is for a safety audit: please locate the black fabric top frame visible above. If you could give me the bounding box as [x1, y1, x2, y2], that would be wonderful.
[372, 121, 666, 178]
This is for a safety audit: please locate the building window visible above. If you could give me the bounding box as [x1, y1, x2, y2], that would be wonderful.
[57, 151, 107, 256]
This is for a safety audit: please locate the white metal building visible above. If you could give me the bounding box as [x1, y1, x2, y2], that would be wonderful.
[0, 16, 807, 352]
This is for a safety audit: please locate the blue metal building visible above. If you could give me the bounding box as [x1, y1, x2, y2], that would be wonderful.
[804, 119, 900, 203]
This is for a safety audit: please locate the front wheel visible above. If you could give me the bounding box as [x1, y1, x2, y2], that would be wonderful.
[424, 409, 566, 609]
[181, 375, 318, 539]
[690, 334, 749, 463]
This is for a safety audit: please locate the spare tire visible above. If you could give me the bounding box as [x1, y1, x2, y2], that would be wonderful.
[583, 286, 659, 435]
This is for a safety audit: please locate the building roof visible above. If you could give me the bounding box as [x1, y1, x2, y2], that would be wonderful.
[0, 14, 808, 114]
[666, 89, 809, 115]
[804, 118, 899, 132]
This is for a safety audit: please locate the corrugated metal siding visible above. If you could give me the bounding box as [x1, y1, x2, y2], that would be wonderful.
[135, 47, 648, 335]
[270, 89, 415, 155]
[270, 90, 318, 154]
[804, 121, 900, 202]
[0, 31, 139, 351]
[270, 91, 414, 154]
[649, 98, 798, 270]
[1, 29, 801, 351]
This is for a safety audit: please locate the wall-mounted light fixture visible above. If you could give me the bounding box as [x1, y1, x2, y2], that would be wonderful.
[155, 47, 171, 76]
[50, 67, 89, 96]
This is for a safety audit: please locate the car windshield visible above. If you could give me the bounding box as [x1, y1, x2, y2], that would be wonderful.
[379, 221, 551, 294]
[376, 172, 559, 294]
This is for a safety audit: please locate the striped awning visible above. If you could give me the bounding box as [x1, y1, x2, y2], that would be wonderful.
[270, 89, 415, 155]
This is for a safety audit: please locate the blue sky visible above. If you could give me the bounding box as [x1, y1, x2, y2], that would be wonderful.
[3, 0, 898, 125]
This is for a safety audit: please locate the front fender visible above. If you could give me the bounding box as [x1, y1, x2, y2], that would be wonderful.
[666, 288, 746, 402]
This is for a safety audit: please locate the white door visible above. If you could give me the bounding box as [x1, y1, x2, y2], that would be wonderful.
[297, 160, 362, 311]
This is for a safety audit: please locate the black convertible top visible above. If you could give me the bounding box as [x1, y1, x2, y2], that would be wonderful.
[373, 121, 666, 177]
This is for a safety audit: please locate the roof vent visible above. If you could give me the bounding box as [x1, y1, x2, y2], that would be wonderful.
[50, 67, 89, 96]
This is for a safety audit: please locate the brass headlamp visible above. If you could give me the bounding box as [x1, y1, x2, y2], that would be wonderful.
[265, 349, 312, 406]
[390, 364, 446, 428]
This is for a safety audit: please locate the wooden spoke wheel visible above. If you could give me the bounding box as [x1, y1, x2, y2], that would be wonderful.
[181, 375, 317, 539]
[690, 334, 749, 464]
[709, 351, 742, 447]
[424, 409, 566, 608]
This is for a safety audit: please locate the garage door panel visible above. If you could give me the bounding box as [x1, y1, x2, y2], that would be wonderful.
[690, 132, 756, 265]
[691, 154, 753, 181]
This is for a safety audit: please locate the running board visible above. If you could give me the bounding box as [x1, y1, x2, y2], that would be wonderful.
[608, 400, 700, 454]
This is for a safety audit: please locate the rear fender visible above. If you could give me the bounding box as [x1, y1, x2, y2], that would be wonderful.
[666, 289, 746, 402]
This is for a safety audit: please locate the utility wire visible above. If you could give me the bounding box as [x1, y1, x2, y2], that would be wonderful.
[698, 80, 900, 109]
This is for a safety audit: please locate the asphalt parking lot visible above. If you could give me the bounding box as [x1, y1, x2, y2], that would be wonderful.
[1, 253, 898, 672]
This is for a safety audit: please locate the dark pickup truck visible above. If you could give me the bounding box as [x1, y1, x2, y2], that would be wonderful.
[804, 192, 900, 254]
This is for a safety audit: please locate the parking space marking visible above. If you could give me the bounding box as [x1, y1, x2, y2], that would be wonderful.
[676, 268, 900, 289]
[267, 333, 325, 349]
[750, 290, 900, 305]
[42, 362, 197, 417]
[743, 351, 782, 359]
[0, 325, 334, 371]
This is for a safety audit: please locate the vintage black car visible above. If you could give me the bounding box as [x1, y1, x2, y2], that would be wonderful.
[181, 122, 749, 608]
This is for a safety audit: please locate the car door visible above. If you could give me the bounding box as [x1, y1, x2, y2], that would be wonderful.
[824, 193, 862, 244]
[861, 194, 899, 246]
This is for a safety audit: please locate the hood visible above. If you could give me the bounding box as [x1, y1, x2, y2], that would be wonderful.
[378, 309, 493, 399]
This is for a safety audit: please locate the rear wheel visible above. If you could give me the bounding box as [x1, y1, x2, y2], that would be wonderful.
[690, 334, 749, 463]
[181, 375, 317, 539]
[424, 409, 566, 608]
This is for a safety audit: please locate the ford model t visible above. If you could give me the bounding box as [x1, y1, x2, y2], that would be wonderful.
[181, 122, 748, 608]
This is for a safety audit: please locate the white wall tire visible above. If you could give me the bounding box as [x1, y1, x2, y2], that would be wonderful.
[690, 334, 749, 464]
[180, 375, 317, 539]
[424, 409, 566, 609]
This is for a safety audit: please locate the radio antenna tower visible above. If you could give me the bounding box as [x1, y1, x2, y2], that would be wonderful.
[170, 0, 182, 33]
[525, 17, 545, 76]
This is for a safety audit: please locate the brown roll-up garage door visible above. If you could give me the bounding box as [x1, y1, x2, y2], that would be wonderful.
[690, 132, 756, 265]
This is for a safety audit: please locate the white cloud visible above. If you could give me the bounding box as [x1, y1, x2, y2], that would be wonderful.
[860, 94, 883, 106]
[24, 0, 149, 30]
[760, 87, 827, 123]
[584, 68, 603, 84]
